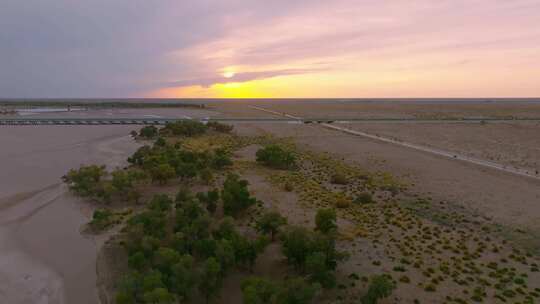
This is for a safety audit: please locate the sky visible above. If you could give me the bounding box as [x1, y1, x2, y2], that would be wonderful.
[1, 0, 539, 98]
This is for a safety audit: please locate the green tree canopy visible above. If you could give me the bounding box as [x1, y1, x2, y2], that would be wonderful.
[256, 145, 296, 170]
[256, 211, 287, 241]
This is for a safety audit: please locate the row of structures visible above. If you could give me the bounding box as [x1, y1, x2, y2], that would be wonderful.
[0, 118, 176, 125]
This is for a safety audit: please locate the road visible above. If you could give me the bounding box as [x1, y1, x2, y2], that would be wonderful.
[248, 105, 540, 181]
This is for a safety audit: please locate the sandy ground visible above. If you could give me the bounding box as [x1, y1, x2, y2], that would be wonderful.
[0, 126, 141, 304]
[209, 99, 540, 119]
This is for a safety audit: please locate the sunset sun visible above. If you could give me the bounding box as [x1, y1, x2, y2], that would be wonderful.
[222, 70, 236, 79]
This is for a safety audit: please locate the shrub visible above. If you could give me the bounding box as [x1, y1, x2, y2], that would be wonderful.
[284, 182, 294, 192]
[315, 209, 337, 234]
[256, 145, 296, 169]
[334, 196, 351, 209]
[354, 192, 374, 204]
[330, 173, 348, 185]
[90, 209, 114, 230]
[361, 274, 396, 304]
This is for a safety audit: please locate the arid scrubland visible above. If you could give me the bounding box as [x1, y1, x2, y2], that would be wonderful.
[64, 119, 540, 304]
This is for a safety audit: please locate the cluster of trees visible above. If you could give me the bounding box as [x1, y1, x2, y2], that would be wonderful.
[241, 276, 320, 304]
[116, 183, 269, 304]
[63, 165, 147, 203]
[142, 120, 234, 138]
[238, 208, 345, 304]
[206, 121, 234, 133]
[64, 135, 233, 203]
[160, 121, 208, 137]
[280, 213, 346, 288]
[127, 142, 232, 185]
[256, 145, 297, 170]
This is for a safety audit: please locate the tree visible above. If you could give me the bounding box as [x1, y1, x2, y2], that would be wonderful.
[111, 170, 133, 192]
[280, 226, 345, 273]
[305, 252, 336, 288]
[175, 161, 197, 180]
[142, 270, 166, 294]
[139, 125, 158, 139]
[232, 234, 259, 271]
[175, 188, 194, 205]
[280, 226, 312, 271]
[199, 258, 222, 304]
[128, 251, 147, 271]
[197, 190, 219, 214]
[116, 271, 143, 304]
[151, 163, 176, 185]
[62, 165, 106, 197]
[142, 287, 175, 304]
[213, 217, 238, 241]
[315, 209, 337, 234]
[241, 277, 279, 304]
[154, 137, 167, 147]
[221, 174, 257, 218]
[275, 277, 320, 304]
[195, 238, 218, 259]
[256, 145, 296, 169]
[199, 168, 214, 185]
[215, 240, 236, 273]
[148, 194, 173, 212]
[154, 247, 181, 275]
[361, 275, 396, 304]
[211, 149, 232, 169]
[256, 211, 287, 241]
[170, 255, 198, 301]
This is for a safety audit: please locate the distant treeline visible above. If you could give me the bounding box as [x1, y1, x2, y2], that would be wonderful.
[0, 99, 205, 109]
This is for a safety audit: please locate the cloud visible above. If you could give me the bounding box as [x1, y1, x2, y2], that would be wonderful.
[1, 0, 539, 97]
[162, 68, 323, 88]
